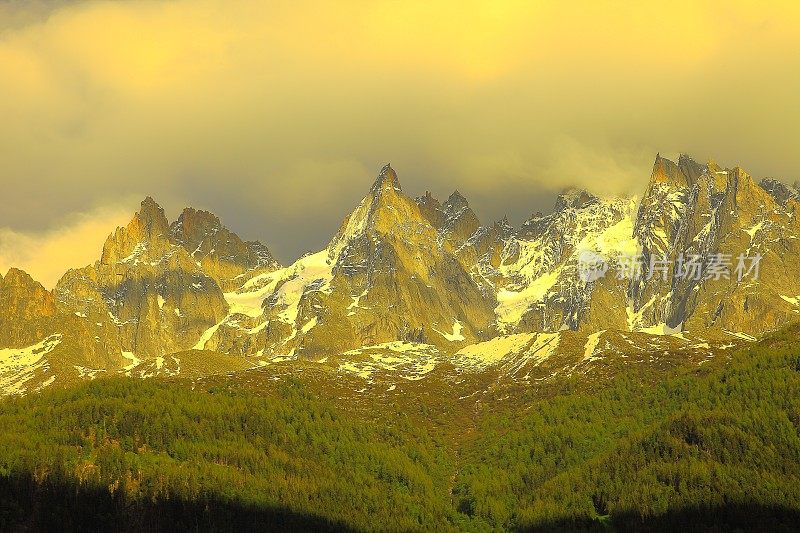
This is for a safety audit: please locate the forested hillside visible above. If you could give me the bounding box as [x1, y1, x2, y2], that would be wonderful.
[1, 326, 799, 531]
[455, 327, 800, 531]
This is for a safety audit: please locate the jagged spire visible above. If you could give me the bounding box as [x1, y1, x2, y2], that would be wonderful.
[555, 187, 598, 210]
[2, 267, 38, 287]
[370, 163, 402, 195]
[650, 153, 688, 187]
[494, 215, 514, 236]
[759, 177, 798, 206]
[176, 207, 221, 226]
[449, 189, 465, 200]
[136, 196, 170, 238]
[328, 163, 406, 261]
[444, 190, 469, 213]
[448, 189, 467, 202]
[100, 197, 170, 264]
[172, 207, 222, 237]
[416, 190, 440, 207]
[170, 207, 223, 250]
[0, 267, 56, 319]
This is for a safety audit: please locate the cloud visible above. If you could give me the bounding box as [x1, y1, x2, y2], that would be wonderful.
[0, 0, 799, 268]
[0, 204, 132, 288]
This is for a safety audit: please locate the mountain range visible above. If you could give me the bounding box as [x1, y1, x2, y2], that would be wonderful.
[2, 153, 799, 396]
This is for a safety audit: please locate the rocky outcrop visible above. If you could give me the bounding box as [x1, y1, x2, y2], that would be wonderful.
[278, 165, 496, 356]
[491, 188, 637, 334]
[191, 155, 800, 362]
[0, 267, 126, 387]
[629, 154, 800, 337]
[198, 165, 498, 360]
[759, 178, 800, 207]
[170, 207, 278, 290]
[54, 197, 278, 359]
[0, 268, 56, 347]
[415, 189, 481, 247]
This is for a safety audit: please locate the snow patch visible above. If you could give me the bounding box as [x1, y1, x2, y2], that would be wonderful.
[119, 242, 148, 264]
[121, 350, 141, 373]
[74, 366, 106, 379]
[347, 289, 369, 316]
[455, 333, 535, 368]
[301, 316, 318, 334]
[723, 330, 757, 341]
[434, 320, 465, 342]
[495, 269, 561, 327]
[744, 221, 765, 240]
[193, 322, 222, 350]
[338, 342, 440, 381]
[0, 334, 62, 395]
[575, 208, 640, 263]
[225, 250, 333, 327]
[638, 322, 683, 336]
[582, 330, 604, 361]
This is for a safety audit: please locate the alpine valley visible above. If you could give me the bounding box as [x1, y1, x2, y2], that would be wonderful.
[1, 154, 799, 531]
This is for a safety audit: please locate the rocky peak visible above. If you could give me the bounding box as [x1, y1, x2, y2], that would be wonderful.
[168, 206, 279, 289]
[247, 241, 279, 268]
[630, 153, 798, 336]
[649, 153, 719, 190]
[415, 191, 445, 229]
[417, 191, 439, 205]
[0, 268, 56, 347]
[101, 197, 171, 264]
[136, 196, 170, 240]
[443, 190, 470, 213]
[328, 164, 423, 262]
[170, 208, 222, 246]
[650, 153, 690, 188]
[494, 216, 515, 237]
[760, 178, 800, 205]
[439, 190, 480, 246]
[677, 153, 706, 182]
[2, 268, 56, 314]
[370, 163, 402, 196]
[554, 187, 599, 211]
[3, 268, 36, 288]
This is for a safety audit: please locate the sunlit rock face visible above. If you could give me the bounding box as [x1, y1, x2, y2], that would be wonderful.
[54, 196, 279, 360]
[488, 187, 637, 334]
[170, 207, 279, 291]
[0, 268, 56, 347]
[628, 155, 800, 337]
[203, 164, 497, 361]
[4, 154, 800, 395]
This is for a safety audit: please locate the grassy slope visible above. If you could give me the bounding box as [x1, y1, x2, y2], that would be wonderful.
[0, 327, 798, 531]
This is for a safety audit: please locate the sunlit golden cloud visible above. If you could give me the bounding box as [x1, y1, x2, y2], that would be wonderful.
[1, 0, 799, 280]
[0, 204, 133, 288]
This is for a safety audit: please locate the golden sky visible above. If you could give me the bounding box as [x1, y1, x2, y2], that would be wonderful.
[1, 0, 800, 286]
